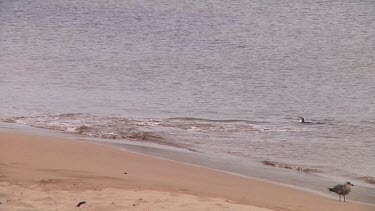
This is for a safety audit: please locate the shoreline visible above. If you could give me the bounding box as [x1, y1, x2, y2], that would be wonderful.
[2, 118, 374, 204]
[1, 132, 373, 211]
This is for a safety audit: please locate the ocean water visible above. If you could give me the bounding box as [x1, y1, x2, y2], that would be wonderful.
[1, 0, 375, 204]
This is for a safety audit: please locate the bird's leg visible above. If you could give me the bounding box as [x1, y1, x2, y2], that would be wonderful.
[339, 195, 341, 201]
[344, 195, 346, 202]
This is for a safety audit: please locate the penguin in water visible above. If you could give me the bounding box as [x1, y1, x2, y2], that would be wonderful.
[298, 117, 323, 124]
[298, 116, 311, 124]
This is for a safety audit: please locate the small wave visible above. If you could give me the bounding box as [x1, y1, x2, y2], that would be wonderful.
[1, 113, 307, 152]
[261, 160, 320, 173]
[1, 114, 189, 150]
[2, 113, 304, 137]
[1, 117, 25, 123]
[164, 117, 269, 133]
[55, 113, 84, 118]
[358, 176, 375, 185]
[166, 117, 306, 133]
[126, 131, 165, 141]
[69, 125, 91, 134]
[167, 117, 259, 124]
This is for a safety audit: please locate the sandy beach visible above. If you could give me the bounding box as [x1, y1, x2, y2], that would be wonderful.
[0, 132, 373, 211]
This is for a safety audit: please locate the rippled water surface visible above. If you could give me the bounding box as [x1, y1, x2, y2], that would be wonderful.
[1, 0, 375, 203]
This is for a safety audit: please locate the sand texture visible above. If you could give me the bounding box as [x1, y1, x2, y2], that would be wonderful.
[0, 133, 373, 211]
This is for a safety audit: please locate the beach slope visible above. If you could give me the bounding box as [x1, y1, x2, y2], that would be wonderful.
[0, 133, 373, 211]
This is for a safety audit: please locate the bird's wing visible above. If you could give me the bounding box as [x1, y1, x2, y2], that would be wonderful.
[332, 184, 344, 193]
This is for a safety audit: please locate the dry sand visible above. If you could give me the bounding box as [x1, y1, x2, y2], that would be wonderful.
[0, 132, 373, 211]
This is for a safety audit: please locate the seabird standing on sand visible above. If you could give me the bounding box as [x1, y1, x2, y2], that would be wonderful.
[328, 181, 354, 202]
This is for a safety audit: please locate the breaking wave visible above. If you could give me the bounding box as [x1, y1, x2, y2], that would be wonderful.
[1, 113, 307, 152]
[2, 113, 299, 136]
[1, 114, 169, 144]
[357, 176, 375, 185]
[261, 160, 320, 173]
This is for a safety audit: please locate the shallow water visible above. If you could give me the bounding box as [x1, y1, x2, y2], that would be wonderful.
[1, 122, 375, 205]
[1, 0, 375, 204]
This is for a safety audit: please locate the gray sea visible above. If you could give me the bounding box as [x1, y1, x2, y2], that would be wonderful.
[1, 0, 374, 204]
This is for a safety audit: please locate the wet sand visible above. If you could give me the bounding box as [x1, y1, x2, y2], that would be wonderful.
[0, 132, 373, 211]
